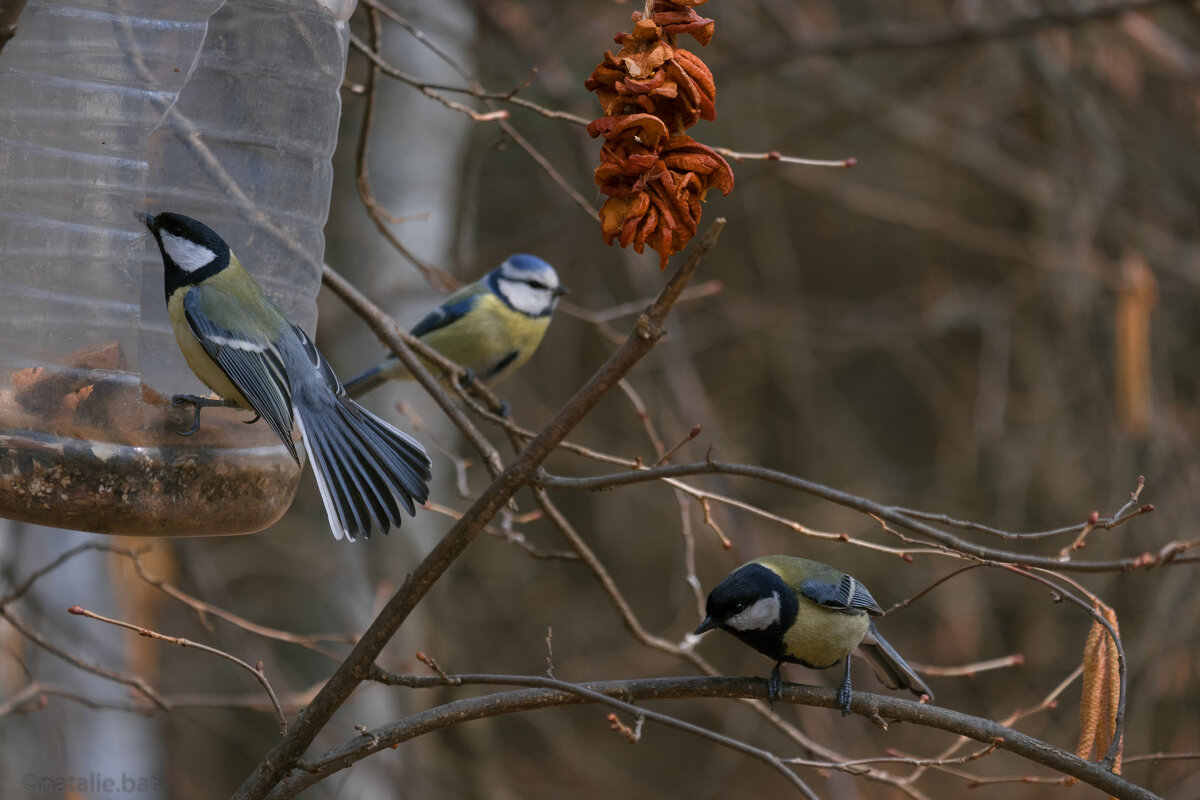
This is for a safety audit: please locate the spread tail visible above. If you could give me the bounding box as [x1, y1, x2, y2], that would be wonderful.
[294, 393, 431, 541]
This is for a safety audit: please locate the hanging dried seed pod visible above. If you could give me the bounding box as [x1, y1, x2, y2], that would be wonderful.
[585, 0, 732, 268]
[634, 0, 716, 46]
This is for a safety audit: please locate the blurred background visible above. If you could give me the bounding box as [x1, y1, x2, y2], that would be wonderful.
[2, 0, 1199, 797]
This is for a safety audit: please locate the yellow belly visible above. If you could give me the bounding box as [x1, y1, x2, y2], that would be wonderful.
[781, 604, 870, 669]
[168, 290, 251, 408]
[420, 298, 550, 384]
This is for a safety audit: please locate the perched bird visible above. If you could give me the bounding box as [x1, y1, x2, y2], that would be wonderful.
[139, 211, 432, 542]
[341, 254, 567, 398]
[695, 555, 932, 714]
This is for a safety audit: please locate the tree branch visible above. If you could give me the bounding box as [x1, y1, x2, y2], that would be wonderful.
[532, 460, 1187, 572]
[262, 675, 1160, 800]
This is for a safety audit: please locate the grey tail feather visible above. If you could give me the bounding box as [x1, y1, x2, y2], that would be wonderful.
[294, 392, 431, 542]
[859, 621, 933, 701]
[342, 356, 404, 398]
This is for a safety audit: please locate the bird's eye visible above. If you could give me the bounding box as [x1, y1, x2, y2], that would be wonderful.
[526, 280, 548, 290]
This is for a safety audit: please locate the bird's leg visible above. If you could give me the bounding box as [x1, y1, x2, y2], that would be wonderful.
[452, 367, 510, 417]
[170, 394, 240, 436]
[837, 657, 853, 716]
[768, 662, 783, 708]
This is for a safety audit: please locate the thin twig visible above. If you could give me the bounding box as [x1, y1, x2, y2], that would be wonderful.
[351, 8, 458, 291]
[912, 654, 1025, 678]
[0, 607, 169, 710]
[121, 548, 352, 659]
[348, 32, 509, 123]
[714, 147, 857, 169]
[1, 542, 124, 608]
[532, 460, 1186, 573]
[69, 606, 287, 737]
[894, 476, 1153, 542]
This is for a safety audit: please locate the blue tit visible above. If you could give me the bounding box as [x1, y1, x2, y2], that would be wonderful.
[695, 555, 932, 714]
[341, 254, 568, 398]
[139, 211, 432, 542]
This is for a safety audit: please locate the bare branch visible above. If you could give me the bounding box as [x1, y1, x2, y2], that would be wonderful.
[264, 675, 1160, 800]
[68, 606, 287, 737]
[350, 7, 459, 291]
[0, 607, 169, 711]
[1, 542, 121, 608]
[532, 460, 1187, 572]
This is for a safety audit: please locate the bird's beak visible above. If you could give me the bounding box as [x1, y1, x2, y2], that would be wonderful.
[552, 285, 570, 297]
[134, 211, 153, 229]
[694, 617, 717, 635]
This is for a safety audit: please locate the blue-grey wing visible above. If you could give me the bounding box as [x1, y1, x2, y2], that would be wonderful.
[799, 573, 884, 616]
[410, 292, 480, 339]
[183, 289, 296, 458]
[289, 322, 343, 393]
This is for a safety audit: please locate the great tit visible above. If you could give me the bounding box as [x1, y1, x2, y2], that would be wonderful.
[341, 254, 568, 397]
[695, 555, 932, 714]
[139, 211, 432, 542]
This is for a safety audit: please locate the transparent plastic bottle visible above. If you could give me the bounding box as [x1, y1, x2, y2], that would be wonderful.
[0, 0, 352, 536]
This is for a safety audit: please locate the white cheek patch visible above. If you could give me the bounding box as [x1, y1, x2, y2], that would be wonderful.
[160, 231, 216, 273]
[498, 277, 553, 316]
[727, 591, 782, 631]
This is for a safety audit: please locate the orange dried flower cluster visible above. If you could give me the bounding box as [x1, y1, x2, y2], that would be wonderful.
[587, 20, 715, 129]
[585, 0, 733, 268]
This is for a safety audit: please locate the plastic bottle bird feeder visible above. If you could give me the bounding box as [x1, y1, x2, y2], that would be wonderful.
[0, 0, 352, 536]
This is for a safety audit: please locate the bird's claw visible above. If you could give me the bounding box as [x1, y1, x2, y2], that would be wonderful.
[171, 394, 207, 436]
[837, 659, 854, 716]
[171, 394, 240, 436]
[767, 663, 783, 709]
[837, 685, 853, 716]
